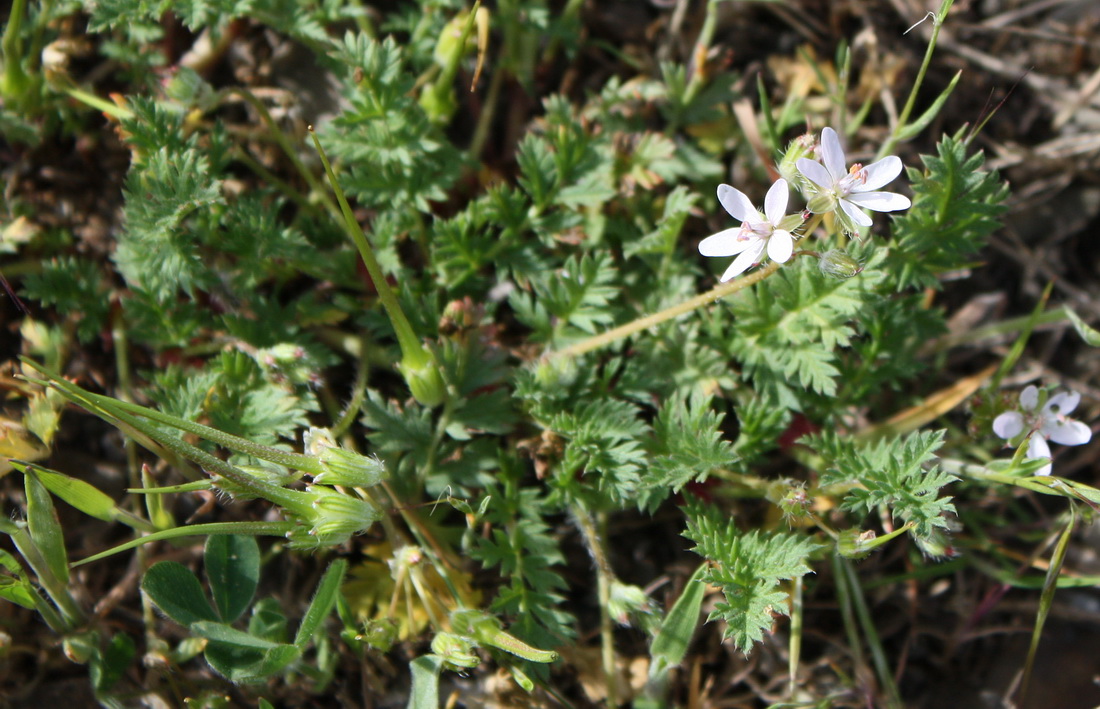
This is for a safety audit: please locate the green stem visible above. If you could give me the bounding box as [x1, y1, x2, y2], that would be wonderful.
[879, 0, 954, 158]
[839, 557, 903, 709]
[551, 213, 824, 360]
[308, 129, 430, 371]
[227, 88, 337, 216]
[571, 503, 618, 707]
[1, 0, 29, 100]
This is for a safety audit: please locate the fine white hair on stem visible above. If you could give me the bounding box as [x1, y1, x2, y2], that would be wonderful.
[904, 11, 937, 35]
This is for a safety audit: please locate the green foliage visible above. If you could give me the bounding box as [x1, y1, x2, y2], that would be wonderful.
[2, 1, 1039, 704]
[142, 534, 346, 683]
[812, 429, 958, 541]
[887, 130, 1010, 291]
[510, 253, 620, 343]
[472, 458, 575, 652]
[21, 256, 110, 343]
[638, 393, 738, 511]
[683, 502, 822, 653]
[727, 251, 886, 404]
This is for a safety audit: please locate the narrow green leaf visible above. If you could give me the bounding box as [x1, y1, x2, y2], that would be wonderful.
[896, 70, 962, 142]
[407, 654, 444, 709]
[649, 563, 706, 669]
[12, 462, 153, 532]
[75, 521, 295, 567]
[25, 469, 69, 585]
[191, 621, 284, 649]
[142, 561, 219, 626]
[293, 558, 348, 648]
[1021, 511, 1075, 705]
[205, 535, 260, 624]
[1065, 307, 1100, 347]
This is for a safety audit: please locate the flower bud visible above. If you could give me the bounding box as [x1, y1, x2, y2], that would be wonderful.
[837, 529, 877, 559]
[304, 427, 386, 488]
[818, 249, 863, 279]
[778, 484, 812, 521]
[534, 356, 578, 389]
[431, 632, 480, 669]
[777, 133, 817, 188]
[359, 618, 399, 652]
[449, 610, 559, 663]
[63, 631, 98, 664]
[806, 191, 838, 215]
[401, 357, 446, 408]
[288, 487, 382, 548]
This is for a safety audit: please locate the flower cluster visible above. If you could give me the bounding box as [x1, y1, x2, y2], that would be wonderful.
[993, 385, 1092, 476]
[699, 127, 911, 281]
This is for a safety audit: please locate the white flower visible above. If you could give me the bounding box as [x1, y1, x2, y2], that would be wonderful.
[699, 179, 799, 282]
[992, 385, 1092, 476]
[796, 127, 911, 228]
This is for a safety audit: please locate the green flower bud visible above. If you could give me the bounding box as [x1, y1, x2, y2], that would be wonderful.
[806, 191, 838, 215]
[287, 487, 382, 548]
[818, 249, 864, 279]
[449, 610, 559, 663]
[359, 618, 399, 652]
[534, 355, 578, 389]
[778, 484, 812, 521]
[837, 529, 877, 559]
[62, 630, 98, 664]
[777, 133, 817, 188]
[401, 357, 446, 408]
[304, 427, 386, 488]
[431, 632, 480, 669]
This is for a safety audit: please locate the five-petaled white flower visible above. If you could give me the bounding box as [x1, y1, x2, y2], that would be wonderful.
[796, 127, 911, 229]
[699, 179, 799, 282]
[992, 385, 1092, 476]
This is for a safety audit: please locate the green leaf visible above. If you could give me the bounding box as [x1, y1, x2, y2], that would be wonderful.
[1065, 307, 1100, 347]
[896, 70, 962, 142]
[649, 563, 707, 671]
[249, 597, 289, 644]
[294, 559, 348, 648]
[24, 469, 69, 585]
[191, 621, 284, 649]
[684, 502, 822, 653]
[813, 429, 957, 541]
[205, 535, 260, 624]
[407, 654, 445, 709]
[90, 632, 136, 693]
[142, 561, 219, 626]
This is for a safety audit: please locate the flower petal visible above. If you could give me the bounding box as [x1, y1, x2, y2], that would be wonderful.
[699, 228, 757, 257]
[1045, 419, 1091, 446]
[838, 198, 873, 227]
[796, 158, 833, 190]
[992, 411, 1024, 439]
[1045, 390, 1081, 417]
[855, 156, 903, 191]
[717, 184, 758, 223]
[720, 240, 766, 281]
[846, 191, 911, 213]
[819, 127, 846, 182]
[1026, 434, 1052, 476]
[1020, 385, 1040, 411]
[767, 230, 793, 263]
[763, 179, 789, 224]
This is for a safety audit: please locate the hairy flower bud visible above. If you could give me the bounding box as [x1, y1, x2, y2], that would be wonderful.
[304, 427, 386, 488]
[818, 249, 864, 279]
[837, 529, 877, 559]
[777, 133, 817, 189]
[431, 632, 480, 669]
